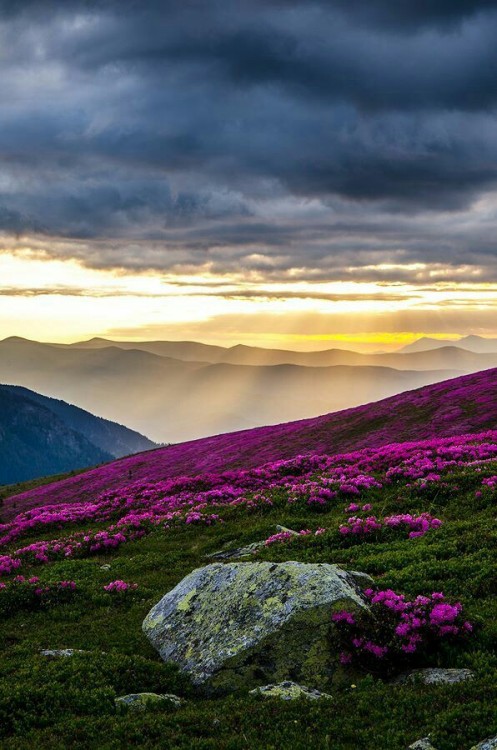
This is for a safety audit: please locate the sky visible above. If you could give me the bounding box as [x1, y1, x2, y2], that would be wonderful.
[1, 0, 497, 351]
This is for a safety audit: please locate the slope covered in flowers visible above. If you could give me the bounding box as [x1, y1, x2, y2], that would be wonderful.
[4, 367, 497, 519]
[0, 426, 497, 748]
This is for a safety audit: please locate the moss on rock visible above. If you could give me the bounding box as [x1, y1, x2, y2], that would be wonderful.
[115, 693, 182, 710]
[249, 680, 332, 700]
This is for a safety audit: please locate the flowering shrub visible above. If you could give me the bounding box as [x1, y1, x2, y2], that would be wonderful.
[0, 555, 21, 576]
[384, 513, 442, 538]
[264, 528, 327, 546]
[339, 512, 442, 540]
[482, 476, 497, 489]
[0, 428, 496, 579]
[0, 575, 77, 616]
[102, 579, 139, 605]
[264, 531, 295, 546]
[103, 580, 138, 593]
[332, 587, 473, 676]
[339, 516, 382, 536]
[3, 368, 496, 524]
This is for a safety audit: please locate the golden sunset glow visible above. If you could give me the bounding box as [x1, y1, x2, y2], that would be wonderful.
[2, 245, 497, 351]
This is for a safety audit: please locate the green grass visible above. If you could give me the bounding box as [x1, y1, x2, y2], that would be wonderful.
[1, 466, 497, 749]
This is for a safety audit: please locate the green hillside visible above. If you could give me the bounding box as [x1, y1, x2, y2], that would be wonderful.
[0, 432, 496, 749]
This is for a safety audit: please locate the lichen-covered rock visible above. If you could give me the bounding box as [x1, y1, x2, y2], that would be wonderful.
[249, 681, 332, 700]
[115, 693, 182, 710]
[470, 737, 497, 750]
[408, 740, 437, 750]
[395, 668, 475, 686]
[142, 561, 370, 693]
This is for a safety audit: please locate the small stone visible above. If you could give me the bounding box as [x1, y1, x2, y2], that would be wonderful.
[40, 649, 85, 658]
[206, 541, 266, 561]
[249, 681, 332, 701]
[394, 668, 475, 686]
[469, 737, 497, 750]
[274, 525, 300, 536]
[115, 693, 182, 710]
[100, 564, 111, 570]
[207, 524, 300, 561]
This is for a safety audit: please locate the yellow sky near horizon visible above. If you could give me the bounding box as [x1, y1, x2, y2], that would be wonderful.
[2, 247, 497, 352]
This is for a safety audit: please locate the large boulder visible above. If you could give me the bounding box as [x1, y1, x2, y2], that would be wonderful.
[142, 561, 370, 693]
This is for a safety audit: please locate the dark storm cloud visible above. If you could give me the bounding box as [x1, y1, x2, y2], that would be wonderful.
[0, 0, 497, 281]
[326, 0, 497, 29]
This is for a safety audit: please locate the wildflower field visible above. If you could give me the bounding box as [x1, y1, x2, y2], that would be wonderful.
[0, 428, 497, 748]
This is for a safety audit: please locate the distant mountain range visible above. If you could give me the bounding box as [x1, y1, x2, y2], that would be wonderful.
[5, 366, 496, 518]
[55, 334, 497, 365]
[0, 385, 155, 485]
[400, 335, 497, 354]
[0, 336, 468, 443]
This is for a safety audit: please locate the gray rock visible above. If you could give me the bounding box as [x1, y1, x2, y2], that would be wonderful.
[115, 692, 182, 710]
[142, 561, 369, 692]
[470, 737, 497, 750]
[395, 668, 475, 686]
[408, 740, 437, 750]
[207, 525, 300, 561]
[250, 681, 332, 700]
[206, 541, 265, 561]
[40, 649, 85, 658]
[274, 525, 300, 535]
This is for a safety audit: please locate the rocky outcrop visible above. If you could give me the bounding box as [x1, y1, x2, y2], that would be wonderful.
[143, 561, 370, 693]
[249, 681, 332, 700]
[408, 740, 437, 750]
[469, 738, 497, 750]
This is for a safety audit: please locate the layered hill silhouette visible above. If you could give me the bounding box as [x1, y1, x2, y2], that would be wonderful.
[59, 335, 497, 370]
[0, 385, 155, 485]
[4, 367, 496, 519]
[0, 337, 472, 442]
[400, 334, 497, 354]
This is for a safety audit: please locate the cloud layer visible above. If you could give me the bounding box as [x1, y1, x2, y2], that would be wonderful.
[1, 0, 497, 283]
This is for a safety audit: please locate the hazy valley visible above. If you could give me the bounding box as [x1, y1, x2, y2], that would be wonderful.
[3, 335, 496, 443]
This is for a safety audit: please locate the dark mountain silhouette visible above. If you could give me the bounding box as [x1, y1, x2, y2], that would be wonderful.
[0, 385, 155, 485]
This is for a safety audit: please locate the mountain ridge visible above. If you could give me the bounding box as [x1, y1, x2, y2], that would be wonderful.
[5, 366, 496, 519]
[0, 385, 156, 485]
[400, 334, 497, 354]
[0, 388, 113, 485]
[7, 334, 497, 371]
[0, 337, 461, 442]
